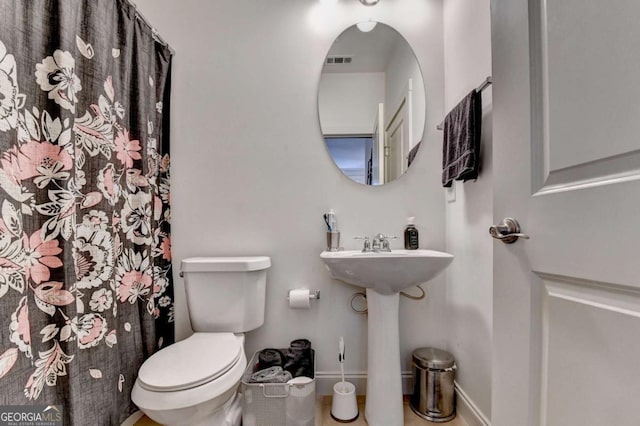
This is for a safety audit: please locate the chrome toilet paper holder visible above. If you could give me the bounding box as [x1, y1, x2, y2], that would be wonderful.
[287, 289, 321, 301]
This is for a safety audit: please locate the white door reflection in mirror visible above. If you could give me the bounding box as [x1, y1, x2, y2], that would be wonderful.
[318, 22, 425, 185]
[385, 80, 413, 183]
[372, 103, 384, 184]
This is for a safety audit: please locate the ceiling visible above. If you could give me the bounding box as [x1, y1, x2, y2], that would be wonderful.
[322, 23, 402, 74]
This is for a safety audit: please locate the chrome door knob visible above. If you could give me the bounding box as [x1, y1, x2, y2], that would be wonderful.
[489, 217, 530, 244]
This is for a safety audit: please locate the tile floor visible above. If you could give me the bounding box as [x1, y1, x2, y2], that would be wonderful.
[135, 395, 468, 426]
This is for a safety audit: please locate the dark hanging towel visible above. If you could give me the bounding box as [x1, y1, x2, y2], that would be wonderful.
[441, 89, 482, 187]
[407, 141, 421, 167]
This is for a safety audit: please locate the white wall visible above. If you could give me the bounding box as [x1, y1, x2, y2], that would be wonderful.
[319, 72, 385, 135]
[135, 0, 446, 389]
[443, 0, 493, 420]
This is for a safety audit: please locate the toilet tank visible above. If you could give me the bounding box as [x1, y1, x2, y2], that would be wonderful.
[181, 257, 271, 333]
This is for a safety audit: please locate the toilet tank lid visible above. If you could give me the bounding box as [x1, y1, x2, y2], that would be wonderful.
[181, 256, 271, 272]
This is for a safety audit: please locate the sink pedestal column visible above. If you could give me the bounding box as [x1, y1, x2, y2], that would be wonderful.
[365, 288, 404, 426]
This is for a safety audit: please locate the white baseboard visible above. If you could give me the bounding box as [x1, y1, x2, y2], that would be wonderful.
[315, 372, 491, 426]
[120, 411, 144, 426]
[315, 370, 414, 395]
[455, 381, 491, 426]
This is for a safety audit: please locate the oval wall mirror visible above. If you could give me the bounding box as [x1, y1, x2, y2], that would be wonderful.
[318, 22, 426, 185]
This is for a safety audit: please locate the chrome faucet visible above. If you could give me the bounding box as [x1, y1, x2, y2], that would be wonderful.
[373, 233, 396, 252]
[355, 234, 397, 252]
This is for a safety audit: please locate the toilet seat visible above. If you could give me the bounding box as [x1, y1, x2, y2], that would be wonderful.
[138, 332, 242, 391]
[132, 333, 247, 415]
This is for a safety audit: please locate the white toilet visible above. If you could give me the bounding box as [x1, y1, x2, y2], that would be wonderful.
[132, 256, 271, 426]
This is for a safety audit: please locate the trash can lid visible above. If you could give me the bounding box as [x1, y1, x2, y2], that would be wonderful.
[412, 347, 455, 369]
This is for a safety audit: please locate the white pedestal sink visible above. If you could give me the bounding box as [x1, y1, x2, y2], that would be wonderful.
[320, 249, 454, 426]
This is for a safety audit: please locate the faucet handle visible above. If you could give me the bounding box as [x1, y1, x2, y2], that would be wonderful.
[354, 236, 372, 252]
[376, 235, 397, 252]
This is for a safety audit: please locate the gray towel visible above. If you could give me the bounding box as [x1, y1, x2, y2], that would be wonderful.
[407, 142, 421, 167]
[257, 348, 285, 370]
[249, 366, 293, 383]
[284, 339, 313, 378]
[442, 89, 482, 187]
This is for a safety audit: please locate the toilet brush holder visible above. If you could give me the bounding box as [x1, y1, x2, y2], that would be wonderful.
[330, 381, 358, 422]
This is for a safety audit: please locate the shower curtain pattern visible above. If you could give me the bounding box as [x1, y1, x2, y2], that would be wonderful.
[0, 1, 173, 423]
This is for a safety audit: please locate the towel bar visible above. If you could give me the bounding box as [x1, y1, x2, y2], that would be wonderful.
[437, 76, 492, 130]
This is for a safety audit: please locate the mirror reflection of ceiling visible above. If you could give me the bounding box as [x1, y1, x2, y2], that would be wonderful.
[323, 24, 401, 74]
[318, 23, 426, 186]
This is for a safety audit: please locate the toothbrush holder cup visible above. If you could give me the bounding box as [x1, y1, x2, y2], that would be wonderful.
[326, 231, 341, 252]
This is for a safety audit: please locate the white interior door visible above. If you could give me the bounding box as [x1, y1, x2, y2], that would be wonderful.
[372, 103, 384, 185]
[492, 1, 640, 425]
[385, 102, 405, 183]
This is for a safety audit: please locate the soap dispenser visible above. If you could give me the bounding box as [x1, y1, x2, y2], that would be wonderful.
[404, 217, 419, 250]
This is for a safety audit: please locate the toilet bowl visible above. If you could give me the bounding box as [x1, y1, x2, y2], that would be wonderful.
[132, 256, 271, 426]
[132, 333, 246, 426]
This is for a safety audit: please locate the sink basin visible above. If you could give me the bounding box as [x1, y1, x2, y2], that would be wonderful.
[320, 249, 454, 295]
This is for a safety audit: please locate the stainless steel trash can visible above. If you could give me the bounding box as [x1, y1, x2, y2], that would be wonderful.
[410, 347, 456, 422]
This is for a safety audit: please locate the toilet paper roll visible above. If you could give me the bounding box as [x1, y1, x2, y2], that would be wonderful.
[289, 289, 311, 309]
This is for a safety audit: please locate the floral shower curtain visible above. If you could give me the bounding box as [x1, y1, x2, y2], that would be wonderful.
[0, 1, 174, 424]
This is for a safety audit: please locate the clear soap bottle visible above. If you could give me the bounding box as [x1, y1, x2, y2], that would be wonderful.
[404, 217, 419, 250]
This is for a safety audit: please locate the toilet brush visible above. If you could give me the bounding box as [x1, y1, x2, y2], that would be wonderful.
[339, 337, 346, 391]
[331, 337, 358, 422]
